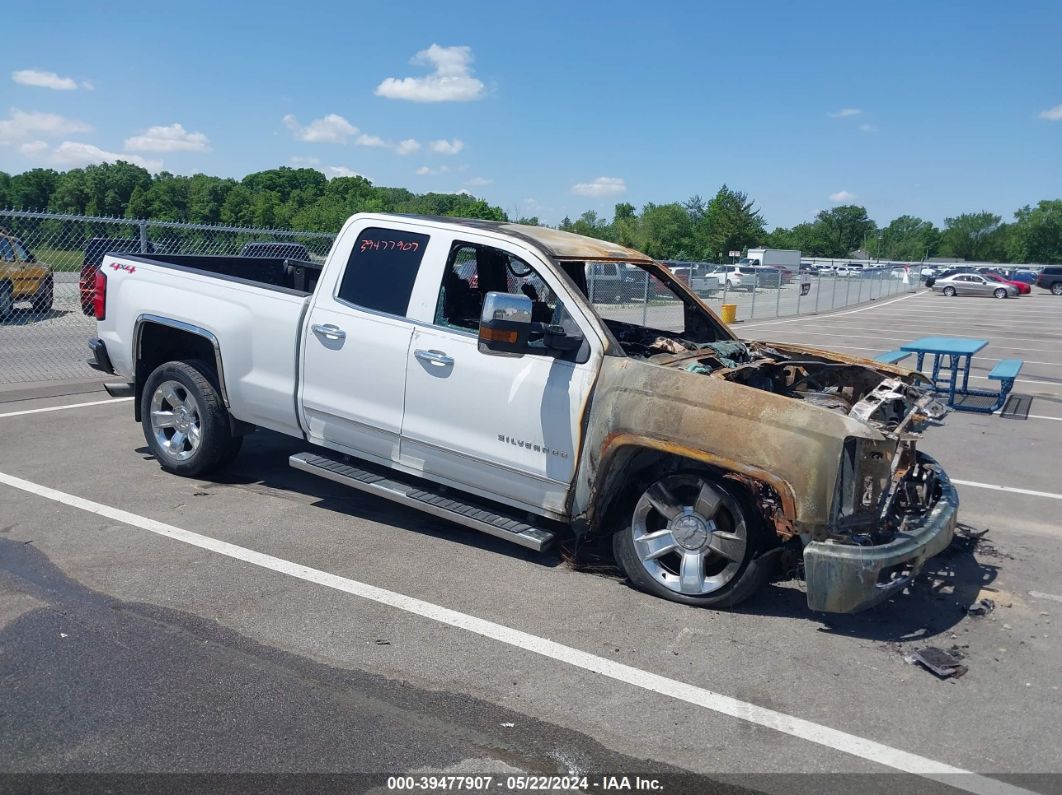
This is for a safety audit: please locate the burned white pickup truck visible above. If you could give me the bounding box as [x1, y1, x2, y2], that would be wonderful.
[89, 213, 958, 613]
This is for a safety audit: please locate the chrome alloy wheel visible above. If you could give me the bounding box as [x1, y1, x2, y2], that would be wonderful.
[631, 474, 748, 596]
[150, 380, 202, 462]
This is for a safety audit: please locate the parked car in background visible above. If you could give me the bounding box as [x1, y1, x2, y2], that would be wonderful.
[982, 271, 1031, 295]
[239, 241, 314, 261]
[80, 238, 156, 315]
[586, 261, 637, 303]
[0, 230, 53, 319]
[931, 273, 1018, 298]
[1009, 270, 1038, 285]
[752, 266, 784, 287]
[924, 266, 978, 287]
[1036, 266, 1062, 295]
[711, 265, 773, 291]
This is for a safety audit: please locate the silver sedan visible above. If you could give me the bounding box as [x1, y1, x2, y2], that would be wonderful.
[931, 273, 1019, 298]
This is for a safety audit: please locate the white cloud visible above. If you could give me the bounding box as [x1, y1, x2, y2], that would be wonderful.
[289, 155, 321, 166]
[1039, 104, 1062, 121]
[571, 176, 626, 197]
[829, 108, 862, 118]
[355, 133, 388, 148]
[12, 69, 83, 91]
[375, 44, 485, 103]
[326, 165, 361, 178]
[428, 138, 463, 155]
[0, 108, 92, 144]
[416, 164, 450, 175]
[18, 140, 49, 156]
[858, 123, 878, 133]
[829, 190, 856, 202]
[283, 113, 358, 143]
[27, 141, 162, 171]
[465, 176, 491, 187]
[394, 138, 420, 155]
[124, 122, 211, 152]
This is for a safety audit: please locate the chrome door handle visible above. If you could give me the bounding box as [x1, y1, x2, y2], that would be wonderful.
[414, 349, 454, 366]
[311, 323, 345, 340]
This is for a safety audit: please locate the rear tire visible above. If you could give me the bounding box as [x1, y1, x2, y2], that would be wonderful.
[1052, 283, 1062, 296]
[942, 286, 956, 297]
[31, 274, 53, 314]
[0, 281, 12, 321]
[141, 360, 242, 477]
[612, 471, 773, 609]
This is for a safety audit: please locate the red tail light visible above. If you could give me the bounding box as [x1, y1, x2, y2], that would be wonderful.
[93, 270, 107, 320]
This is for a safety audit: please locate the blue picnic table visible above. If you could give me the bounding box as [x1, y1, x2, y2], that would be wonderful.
[900, 336, 988, 408]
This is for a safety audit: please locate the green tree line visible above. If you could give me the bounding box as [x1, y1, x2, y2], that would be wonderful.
[1, 163, 1059, 264]
[0, 162, 506, 233]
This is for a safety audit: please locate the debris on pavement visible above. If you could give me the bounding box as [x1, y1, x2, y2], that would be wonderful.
[904, 646, 969, 679]
[967, 598, 995, 617]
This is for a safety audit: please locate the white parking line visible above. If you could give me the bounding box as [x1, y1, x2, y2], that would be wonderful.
[952, 479, 1062, 502]
[1028, 591, 1062, 604]
[0, 397, 133, 419]
[0, 470, 1033, 795]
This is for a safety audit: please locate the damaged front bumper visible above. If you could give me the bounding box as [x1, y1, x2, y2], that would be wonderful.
[802, 453, 958, 613]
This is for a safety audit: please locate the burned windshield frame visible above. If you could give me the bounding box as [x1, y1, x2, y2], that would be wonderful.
[554, 259, 733, 345]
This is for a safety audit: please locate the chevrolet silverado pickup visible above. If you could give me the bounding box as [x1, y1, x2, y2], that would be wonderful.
[89, 213, 958, 613]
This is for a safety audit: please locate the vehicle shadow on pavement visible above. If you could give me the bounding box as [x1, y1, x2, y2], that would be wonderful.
[0, 308, 73, 325]
[177, 431, 568, 570]
[735, 524, 1001, 641]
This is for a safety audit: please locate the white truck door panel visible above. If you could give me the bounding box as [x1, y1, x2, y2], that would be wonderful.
[401, 326, 594, 515]
[300, 306, 412, 462]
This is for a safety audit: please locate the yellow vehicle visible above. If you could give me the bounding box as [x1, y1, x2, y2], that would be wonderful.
[0, 230, 54, 319]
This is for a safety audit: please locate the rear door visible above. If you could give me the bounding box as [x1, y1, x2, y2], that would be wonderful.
[299, 221, 442, 465]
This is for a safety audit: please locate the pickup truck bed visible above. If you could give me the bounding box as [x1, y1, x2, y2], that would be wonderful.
[119, 253, 322, 295]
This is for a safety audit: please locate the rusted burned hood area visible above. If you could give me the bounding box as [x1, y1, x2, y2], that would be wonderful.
[573, 338, 947, 542]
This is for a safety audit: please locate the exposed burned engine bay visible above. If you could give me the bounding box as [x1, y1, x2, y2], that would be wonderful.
[606, 321, 946, 438]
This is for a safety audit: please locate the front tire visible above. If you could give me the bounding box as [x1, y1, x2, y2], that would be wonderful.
[942, 286, 956, 297]
[141, 360, 242, 476]
[993, 288, 1008, 299]
[613, 472, 772, 608]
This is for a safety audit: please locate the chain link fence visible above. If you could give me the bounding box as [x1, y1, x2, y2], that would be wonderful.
[0, 209, 335, 385]
[0, 209, 915, 386]
[587, 261, 911, 332]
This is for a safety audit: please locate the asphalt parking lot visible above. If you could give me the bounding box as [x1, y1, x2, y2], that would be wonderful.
[1, 288, 1060, 794]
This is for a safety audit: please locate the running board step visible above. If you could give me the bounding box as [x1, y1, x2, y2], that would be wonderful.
[289, 452, 556, 552]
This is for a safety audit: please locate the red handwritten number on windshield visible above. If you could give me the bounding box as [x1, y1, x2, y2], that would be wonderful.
[359, 238, 420, 253]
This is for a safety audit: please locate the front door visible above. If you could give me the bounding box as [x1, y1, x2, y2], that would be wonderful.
[399, 239, 598, 517]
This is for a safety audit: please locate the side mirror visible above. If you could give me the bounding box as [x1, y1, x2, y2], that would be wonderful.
[478, 291, 532, 356]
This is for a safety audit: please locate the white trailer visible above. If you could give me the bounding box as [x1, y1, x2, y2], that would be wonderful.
[739, 248, 801, 270]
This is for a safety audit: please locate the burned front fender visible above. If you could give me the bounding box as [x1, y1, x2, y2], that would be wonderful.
[571, 356, 880, 535]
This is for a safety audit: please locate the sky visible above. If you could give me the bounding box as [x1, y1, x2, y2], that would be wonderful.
[1, 0, 1060, 229]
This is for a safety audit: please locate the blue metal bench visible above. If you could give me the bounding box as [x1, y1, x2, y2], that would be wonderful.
[874, 350, 911, 365]
[959, 358, 1024, 414]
